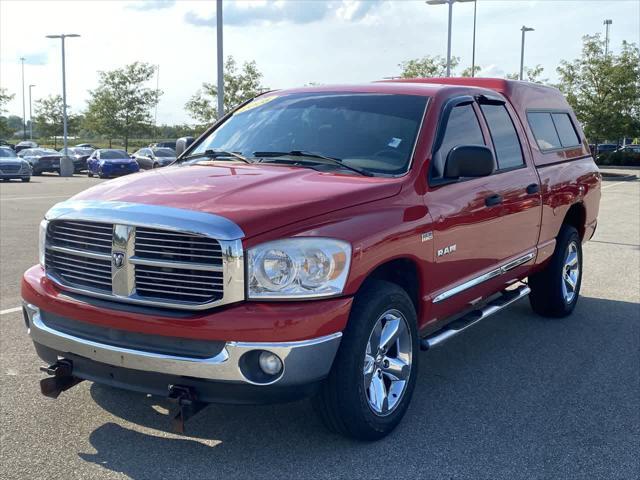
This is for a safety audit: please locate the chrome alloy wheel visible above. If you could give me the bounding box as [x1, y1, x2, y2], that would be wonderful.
[562, 241, 580, 303]
[363, 309, 412, 417]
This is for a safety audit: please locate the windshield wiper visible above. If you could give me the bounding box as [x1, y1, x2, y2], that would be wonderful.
[253, 150, 373, 177]
[182, 149, 252, 164]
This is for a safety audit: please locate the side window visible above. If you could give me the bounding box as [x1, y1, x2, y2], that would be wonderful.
[527, 112, 561, 151]
[480, 104, 524, 170]
[551, 113, 581, 147]
[433, 103, 485, 178]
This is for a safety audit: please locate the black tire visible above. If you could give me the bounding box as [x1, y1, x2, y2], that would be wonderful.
[313, 280, 419, 440]
[529, 224, 582, 317]
[87, 171, 93, 177]
[21, 177, 30, 182]
[152, 162, 159, 169]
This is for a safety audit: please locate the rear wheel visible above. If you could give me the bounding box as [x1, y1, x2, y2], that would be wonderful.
[313, 280, 419, 440]
[21, 177, 30, 182]
[87, 171, 93, 177]
[529, 225, 582, 317]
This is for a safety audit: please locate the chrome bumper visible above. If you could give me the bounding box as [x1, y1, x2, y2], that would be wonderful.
[24, 303, 341, 387]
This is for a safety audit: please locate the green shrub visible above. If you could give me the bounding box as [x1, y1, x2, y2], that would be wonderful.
[596, 150, 640, 166]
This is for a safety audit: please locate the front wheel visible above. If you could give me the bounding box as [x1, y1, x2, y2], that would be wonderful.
[313, 280, 419, 440]
[529, 225, 582, 317]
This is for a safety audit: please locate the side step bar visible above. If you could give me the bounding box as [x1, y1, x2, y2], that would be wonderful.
[420, 285, 531, 351]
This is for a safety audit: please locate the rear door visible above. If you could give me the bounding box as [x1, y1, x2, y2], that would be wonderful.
[425, 95, 541, 321]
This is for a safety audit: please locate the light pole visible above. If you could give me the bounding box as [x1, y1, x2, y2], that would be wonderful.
[604, 19, 612, 56]
[20, 57, 26, 140]
[471, 0, 477, 76]
[216, 0, 224, 119]
[28, 84, 35, 140]
[426, 0, 476, 77]
[519, 25, 534, 81]
[46, 33, 79, 177]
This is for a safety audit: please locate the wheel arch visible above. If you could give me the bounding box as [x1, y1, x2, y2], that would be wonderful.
[356, 257, 421, 319]
[563, 202, 587, 240]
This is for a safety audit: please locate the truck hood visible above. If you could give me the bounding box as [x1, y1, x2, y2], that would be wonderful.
[71, 162, 402, 238]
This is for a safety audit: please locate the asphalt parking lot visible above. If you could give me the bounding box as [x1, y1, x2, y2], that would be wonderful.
[1, 173, 638, 479]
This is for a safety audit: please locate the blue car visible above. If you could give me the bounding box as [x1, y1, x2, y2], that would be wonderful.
[87, 149, 140, 178]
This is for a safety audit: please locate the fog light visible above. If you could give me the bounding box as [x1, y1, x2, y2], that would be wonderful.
[258, 351, 283, 375]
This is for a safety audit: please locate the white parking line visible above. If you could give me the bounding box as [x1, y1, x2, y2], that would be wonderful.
[602, 175, 638, 190]
[0, 306, 22, 315]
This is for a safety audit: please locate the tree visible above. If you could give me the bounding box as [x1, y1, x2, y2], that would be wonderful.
[0, 88, 15, 138]
[84, 62, 161, 150]
[506, 64, 547, 83]
[186, 56, 265, 125]
[556, 35, 640, 143]
[33, 95, 64, 139]
[399, 55, 460, 78]
[461, 65, 481, 78]
[33, 95, 81, 147]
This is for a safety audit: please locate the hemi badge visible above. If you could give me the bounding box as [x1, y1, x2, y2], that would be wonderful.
[422, 232, 433, 242]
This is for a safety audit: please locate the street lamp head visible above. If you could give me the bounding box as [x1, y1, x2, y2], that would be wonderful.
[426, 0, 475, 3]
[521, 26, 535, 32]
[46, 33, 81, 39]
[604, 19, 612, 25]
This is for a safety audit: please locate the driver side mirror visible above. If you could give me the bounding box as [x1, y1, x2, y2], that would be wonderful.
[444, 145, 495, 179]
[176, 137, 195, 157]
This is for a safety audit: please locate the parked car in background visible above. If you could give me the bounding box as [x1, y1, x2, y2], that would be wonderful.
[17, 148, 62, 175]
[1, 140, 16, 150]
[596, 143, 618, 155]
[75, 143, 99, 149]
[15, 140, 38, 153]
[149, 140, 176, 150]
[131, 147, 177, 169]
[615, 144, 640, 153]
[86, 149, 140, 178]
[0, 146, 31, 182]
[59, 147, 94, 173]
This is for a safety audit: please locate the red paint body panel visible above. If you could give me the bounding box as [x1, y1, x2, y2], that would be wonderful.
[24, 78, 601, 343]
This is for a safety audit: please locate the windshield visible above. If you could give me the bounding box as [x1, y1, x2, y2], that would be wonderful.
[190, 92, 428, 176]
[153, 148, 175, 157]
[100, 150, 130, 159]
[0, 148, 17, 158]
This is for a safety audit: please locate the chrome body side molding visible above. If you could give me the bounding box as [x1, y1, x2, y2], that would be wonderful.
[433, 252, 535, 303]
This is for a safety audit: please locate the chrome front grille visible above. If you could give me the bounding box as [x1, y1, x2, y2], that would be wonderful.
[46, 248, 112, 292]
[48, 221, 113, 254]
[45, 218, 243, 310]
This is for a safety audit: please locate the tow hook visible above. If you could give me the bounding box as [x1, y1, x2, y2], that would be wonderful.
[167, 385, 207, 434]
[39, 360, 84, 399]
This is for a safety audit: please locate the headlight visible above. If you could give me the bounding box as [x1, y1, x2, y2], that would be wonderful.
[247, 238, 351, 299]
[38, 220, 49, 267]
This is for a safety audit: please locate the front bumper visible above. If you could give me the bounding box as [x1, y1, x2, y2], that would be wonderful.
[101, 163, 139, 176]
[25, 303, 341, 386]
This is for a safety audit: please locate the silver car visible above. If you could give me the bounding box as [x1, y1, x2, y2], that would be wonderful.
[131, 147, 176, 170]
[0, 147, 32, 182]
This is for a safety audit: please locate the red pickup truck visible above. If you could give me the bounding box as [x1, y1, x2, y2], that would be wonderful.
[22, 78, 600, 440]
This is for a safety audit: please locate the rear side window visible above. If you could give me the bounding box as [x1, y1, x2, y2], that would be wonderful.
[551, 113, 581, 147]
[480, 104, 524, 169]
[432, 103, 485, 178]
[527, 112, 561, 150]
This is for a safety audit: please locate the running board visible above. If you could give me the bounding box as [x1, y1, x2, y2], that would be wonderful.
[420, 285, 531, 351]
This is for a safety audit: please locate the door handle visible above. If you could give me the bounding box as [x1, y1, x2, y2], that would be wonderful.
[526, 183, 540, 194]
[484, 194, 503, 207]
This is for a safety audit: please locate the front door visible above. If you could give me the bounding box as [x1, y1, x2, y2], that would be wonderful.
[424, 96, 541, 323]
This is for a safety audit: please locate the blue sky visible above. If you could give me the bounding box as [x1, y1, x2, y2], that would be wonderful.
[1, 0, 638, 125]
